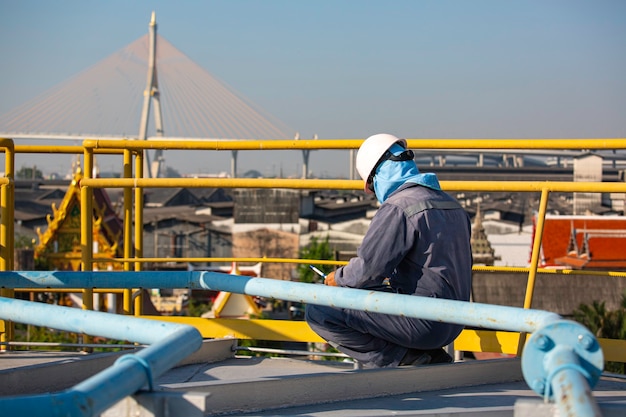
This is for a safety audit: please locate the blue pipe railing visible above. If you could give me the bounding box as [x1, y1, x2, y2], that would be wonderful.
[0, 295, 202, 417]
[0, 270, 606, 417]
[0, 270, 567, 331]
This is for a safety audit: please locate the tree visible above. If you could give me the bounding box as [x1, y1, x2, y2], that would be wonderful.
[16, 166, 43, 180]
[573, 293, 626, 374]
[15, 234, 35, 249]
[165, 166, 182, 178]
[573, 299, 625, 340]
[242, 169, 263, 178]
[297, 235, 334, 283]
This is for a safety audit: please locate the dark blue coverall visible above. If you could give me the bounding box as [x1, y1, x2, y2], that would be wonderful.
[305, 183, 473, 367]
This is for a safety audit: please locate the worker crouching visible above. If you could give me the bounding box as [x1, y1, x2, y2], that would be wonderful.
[305, 133, 473, 368]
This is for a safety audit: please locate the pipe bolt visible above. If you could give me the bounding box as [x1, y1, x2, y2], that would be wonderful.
[534, 334, 551, 351]
[578, 334, 594, 351]
[532, 378, 546, 394]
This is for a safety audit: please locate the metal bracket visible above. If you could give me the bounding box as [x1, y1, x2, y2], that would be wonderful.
[521, 319, 604, 400]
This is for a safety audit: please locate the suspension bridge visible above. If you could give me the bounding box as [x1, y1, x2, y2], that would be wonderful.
[0, 12, 294, 141]
[0, 12, 296, 177]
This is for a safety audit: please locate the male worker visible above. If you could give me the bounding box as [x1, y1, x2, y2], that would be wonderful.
[305, 133, 473, 367]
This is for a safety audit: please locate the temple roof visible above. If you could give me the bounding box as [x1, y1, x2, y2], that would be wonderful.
[537, 214, 626, 270]
[34, 166, 124, 270]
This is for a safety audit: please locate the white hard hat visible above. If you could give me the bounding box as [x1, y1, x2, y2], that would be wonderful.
[356, 134, 407, 193]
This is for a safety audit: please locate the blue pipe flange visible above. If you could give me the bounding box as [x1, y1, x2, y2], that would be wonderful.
[521, 319, 604, 400]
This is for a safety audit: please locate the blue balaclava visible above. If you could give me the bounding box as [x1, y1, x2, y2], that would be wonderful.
[373, 143, 441, 204]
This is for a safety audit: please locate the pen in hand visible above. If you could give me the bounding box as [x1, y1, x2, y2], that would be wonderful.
[309, 265, 327, 280]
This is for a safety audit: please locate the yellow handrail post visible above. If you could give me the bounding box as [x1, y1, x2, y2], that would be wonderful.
[122, 149, 133, 315]
[134, 151, 144, 316]
[81, 146, 94, 346]
[517, 187, 551, 355]
[0, 140, 15, 270]
[0, 139, 15, 350]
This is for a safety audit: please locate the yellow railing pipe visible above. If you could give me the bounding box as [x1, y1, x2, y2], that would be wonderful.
[441, 181, 626, 193]
[472, 265, 626, 278]
[405, 138, 626, 150]
[79, 177, 626, 194]
[15, 288, 128, 294]
[35, 254, 626, 278]
[15, 144, 123, 155]
[112, 257, 348, 267]
[83, 177, 362, 190]
[82, 138, 626, 151]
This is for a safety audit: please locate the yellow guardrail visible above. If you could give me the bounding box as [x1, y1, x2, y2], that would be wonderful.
[143, 316, 624, 363]
[2, 137, 626, 363]
[0, 139, 14, 347]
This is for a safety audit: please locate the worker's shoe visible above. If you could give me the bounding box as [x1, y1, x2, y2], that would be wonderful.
[425, 348, 453, 364]
[399, 348, 453, 366]
[399, 349, 432, 366]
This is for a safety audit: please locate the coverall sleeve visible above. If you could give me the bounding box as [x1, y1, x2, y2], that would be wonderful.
[335, 204, 414, 289]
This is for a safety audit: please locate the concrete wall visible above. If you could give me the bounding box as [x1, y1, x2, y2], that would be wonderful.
[472, 271, 626, 316]
[233, 228, 299, 281]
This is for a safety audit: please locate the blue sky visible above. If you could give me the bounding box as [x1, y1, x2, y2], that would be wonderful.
[0, 0, 625, 177]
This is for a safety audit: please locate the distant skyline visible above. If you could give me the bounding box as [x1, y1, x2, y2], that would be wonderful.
[1, 1, 625, 178]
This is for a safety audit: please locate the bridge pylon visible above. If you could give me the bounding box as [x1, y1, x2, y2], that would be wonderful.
[138, 11, 165, 178]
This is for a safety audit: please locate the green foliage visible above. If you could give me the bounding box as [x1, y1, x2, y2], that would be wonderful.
[13, 322, 78, 350]
[34, 256, 51, 271]
[186, 299, 212, 317]
[13, 322, 130, 352]
[572, 292, 626, 374]
[573, 299, 626, 340]
[165, 166, 182, 178]
[16, 166, 43, 180]
[15, 234, 35, 249]
[297, 235, 334, 283]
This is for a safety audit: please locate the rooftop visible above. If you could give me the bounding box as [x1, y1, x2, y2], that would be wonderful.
[3, 339, 625, 416]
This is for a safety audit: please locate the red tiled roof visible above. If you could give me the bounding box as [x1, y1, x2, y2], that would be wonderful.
[537, 215, 626, 269]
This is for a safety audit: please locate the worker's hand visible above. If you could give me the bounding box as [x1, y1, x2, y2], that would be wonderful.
[324, 270, 338, 287]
